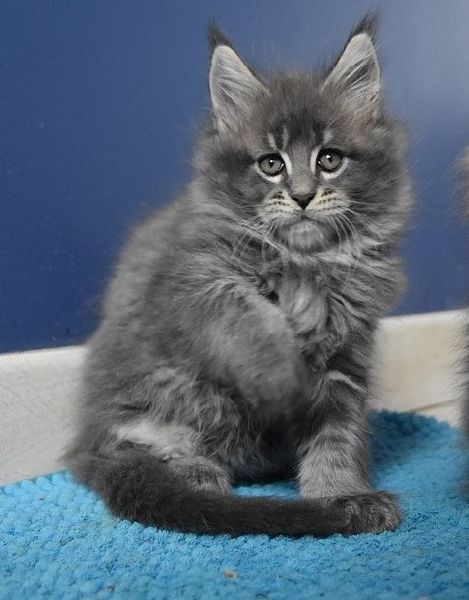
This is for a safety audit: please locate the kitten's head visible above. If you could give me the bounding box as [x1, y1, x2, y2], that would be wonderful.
[196, 16, 411, 253]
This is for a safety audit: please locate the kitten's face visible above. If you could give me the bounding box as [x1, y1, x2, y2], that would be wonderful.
[204, 27, 406, 253]
[245, 107, 358, 252]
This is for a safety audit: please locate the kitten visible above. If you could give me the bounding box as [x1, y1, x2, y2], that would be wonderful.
[67, 16, 413, 536]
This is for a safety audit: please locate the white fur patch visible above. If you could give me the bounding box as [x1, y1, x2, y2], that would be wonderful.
[115, 420, 197, 459]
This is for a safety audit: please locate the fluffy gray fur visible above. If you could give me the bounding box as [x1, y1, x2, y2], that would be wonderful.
[67, 16, 414, 536]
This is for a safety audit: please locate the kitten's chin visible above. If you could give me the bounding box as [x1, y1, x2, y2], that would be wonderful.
[277, 220, 334, 252]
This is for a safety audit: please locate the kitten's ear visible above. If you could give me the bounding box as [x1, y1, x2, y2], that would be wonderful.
[208, 28, 266, 134]
[323, 18, 381, 117]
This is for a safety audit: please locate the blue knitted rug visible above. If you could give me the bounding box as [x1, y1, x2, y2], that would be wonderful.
[1, 412, 468, 600]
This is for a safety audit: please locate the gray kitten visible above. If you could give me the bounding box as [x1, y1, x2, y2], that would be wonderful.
[67, 16, 413, 536]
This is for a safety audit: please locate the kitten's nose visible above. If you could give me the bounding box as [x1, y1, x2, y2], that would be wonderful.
[291, 192, 315, 210]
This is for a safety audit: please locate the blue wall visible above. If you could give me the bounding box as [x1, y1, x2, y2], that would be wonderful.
[1, 1, 469, 352]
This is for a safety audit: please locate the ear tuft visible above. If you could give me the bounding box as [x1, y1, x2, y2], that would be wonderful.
[207, 20, 234, 52]
[350, 12, 379, 42]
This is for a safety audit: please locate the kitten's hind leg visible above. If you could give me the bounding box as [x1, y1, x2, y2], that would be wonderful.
[115, 420, 231, 494]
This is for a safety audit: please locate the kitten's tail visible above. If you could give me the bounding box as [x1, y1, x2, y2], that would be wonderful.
[69, 447, 397, 537]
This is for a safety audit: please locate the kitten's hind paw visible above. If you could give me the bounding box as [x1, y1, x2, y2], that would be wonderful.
[337, 491, 402, 534]
[168, 456, 232, 495]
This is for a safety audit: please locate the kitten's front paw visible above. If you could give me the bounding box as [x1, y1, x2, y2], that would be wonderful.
[336, 491, 402, 534]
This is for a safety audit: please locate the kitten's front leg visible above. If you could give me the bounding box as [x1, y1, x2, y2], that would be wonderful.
[176, 275, 309, 412]
[297, 354, 401, 533]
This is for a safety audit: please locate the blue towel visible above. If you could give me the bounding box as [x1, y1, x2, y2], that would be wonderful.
[1, 411, 468, 599]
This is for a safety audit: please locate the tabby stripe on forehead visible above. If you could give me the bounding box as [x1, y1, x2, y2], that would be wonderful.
[281, 126, 290, 150]
[267, 133, 278, 150]
[322, 128, 334, 145]
[267, 127, 290, 152]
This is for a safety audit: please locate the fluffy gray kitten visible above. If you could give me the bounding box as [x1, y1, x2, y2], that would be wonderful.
[67, 16, 413, 536]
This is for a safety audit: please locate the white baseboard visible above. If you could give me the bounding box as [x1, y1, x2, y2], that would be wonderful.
[0, 345, 86, 486]
[0, 310, 464, 486]
[373, 310, 463, 417]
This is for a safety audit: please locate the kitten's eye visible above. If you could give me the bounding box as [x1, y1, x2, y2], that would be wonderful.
[317, 149, 343, 173]
[258, 154, 285, 177]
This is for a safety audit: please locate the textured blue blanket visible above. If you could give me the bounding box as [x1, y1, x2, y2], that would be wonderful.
[1, 412, 468, 599]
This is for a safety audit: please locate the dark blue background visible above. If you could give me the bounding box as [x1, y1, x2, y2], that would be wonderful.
[1, 1, 469, 352]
